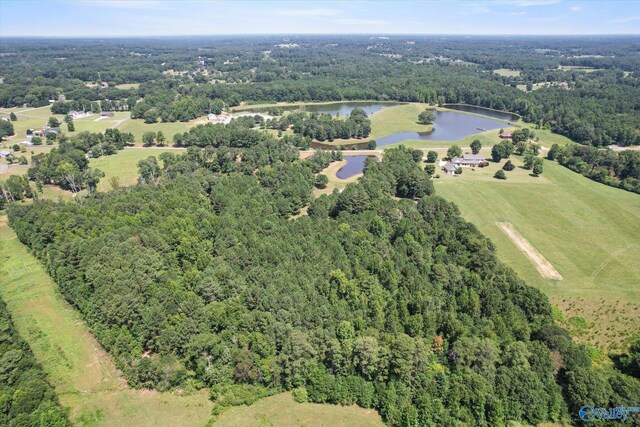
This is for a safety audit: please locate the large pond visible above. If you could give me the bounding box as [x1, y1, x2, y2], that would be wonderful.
[314, 110, 508, 150]
[374, 110, 507, 147]
[336, 155, 375, 179]
[442, 104, 520, 122]
[242, 102, 403, 117]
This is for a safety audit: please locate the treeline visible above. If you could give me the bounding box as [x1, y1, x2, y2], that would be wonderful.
[0, 298, 70, 426]
[548, 144, 640, 194]
[8, 144, 639, 425]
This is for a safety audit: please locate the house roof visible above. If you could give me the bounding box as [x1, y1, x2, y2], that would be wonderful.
[443, 161, 457, 172]
[0, 149, 12, 156]
[462, 153, 486, 161]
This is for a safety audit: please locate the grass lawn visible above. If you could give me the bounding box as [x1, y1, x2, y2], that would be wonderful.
[90, 147, 184, 191]
[0, 218, 214, 426]
[369, 103, 433, 139]
[435, 157, 640, 352]
[118, 117, 204, 144]
[214, 392, 383, 427]
[494, 68, 521, 77]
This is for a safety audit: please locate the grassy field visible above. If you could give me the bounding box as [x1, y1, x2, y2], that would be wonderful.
[494, 68, 521, 77]
[435, 157, 640, 352]
[90, 147, 184, 191]
[0, 218, 214, 426]
[117, 117, 204, 143]
[369, 103, 433, 139]
[214, 392, 383, 427]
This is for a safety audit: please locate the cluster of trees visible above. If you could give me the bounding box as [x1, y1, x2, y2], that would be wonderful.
[0, 119, 15, 139]
[172, 121, 274, 148]
[0, 175, 33, 209]
[265, 108, 372, 142]
[8, 142, 639, 425]
[131, 94, 225, 123]
[26, 129, 132, 193]
[548, 144, 640, 194]
[0, 298, 71, 426]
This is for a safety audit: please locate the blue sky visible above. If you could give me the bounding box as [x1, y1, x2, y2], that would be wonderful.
[1, 0, 639, 37]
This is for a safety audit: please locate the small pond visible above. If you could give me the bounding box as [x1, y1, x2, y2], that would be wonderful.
[442, 104, 519, 122]
[336, 156, 375, 179]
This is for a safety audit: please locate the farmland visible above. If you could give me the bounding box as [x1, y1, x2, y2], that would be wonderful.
[435, 157, 640, 352]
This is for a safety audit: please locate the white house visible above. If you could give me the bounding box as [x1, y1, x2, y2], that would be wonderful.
[442, 161, 458, 175]
[208, 113, 232, 125]
[451, 153, 487, 167]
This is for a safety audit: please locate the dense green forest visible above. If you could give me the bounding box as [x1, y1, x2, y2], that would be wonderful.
[8, 144, 639, 425]
[0, 298, 70, 426]
[1, 36, 638, 146]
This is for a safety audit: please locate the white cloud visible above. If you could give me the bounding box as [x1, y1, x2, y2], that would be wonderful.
[607, 15, 640, 24]
[272, 8, 342, 17]
[570, 6, 582, 12]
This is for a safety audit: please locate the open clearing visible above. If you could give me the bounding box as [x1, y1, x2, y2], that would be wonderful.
[497, 222, 562, 280]
[214, 392, 383, 427]
[90, 147, 183, 191]
[494, 68, 521, 77]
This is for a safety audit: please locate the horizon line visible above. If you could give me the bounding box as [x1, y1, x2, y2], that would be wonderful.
[2, 33, 640, 38]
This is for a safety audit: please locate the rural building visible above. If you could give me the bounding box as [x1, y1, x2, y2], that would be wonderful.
[0, 117, 8, 122]
[100, 111, 115, 117]
[451, 153, 487, 167]
[69, 110, 92, 119]
[43, 126, 61, 134]
[0, 149, 12, 158]
[499, 132, 512, 139]
[442, 161, 457, 175]
[208, 113, 232, 124]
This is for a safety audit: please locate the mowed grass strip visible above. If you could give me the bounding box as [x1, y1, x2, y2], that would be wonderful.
[435, 157, 640, 350]
[0, 219, 213, 426]
[214, 392, 384, 427]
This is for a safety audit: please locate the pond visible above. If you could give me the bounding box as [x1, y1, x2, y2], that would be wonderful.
[242, 102, 403, 117]
[300, 102, 403, 117]
[442, 104, 519, 122]
[373, 110, 507, 147]
[315, 110, 507, 151]
[336, 156, 375, 179]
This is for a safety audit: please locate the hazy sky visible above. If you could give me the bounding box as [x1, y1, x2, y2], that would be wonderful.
[1, 0, 639, 37]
